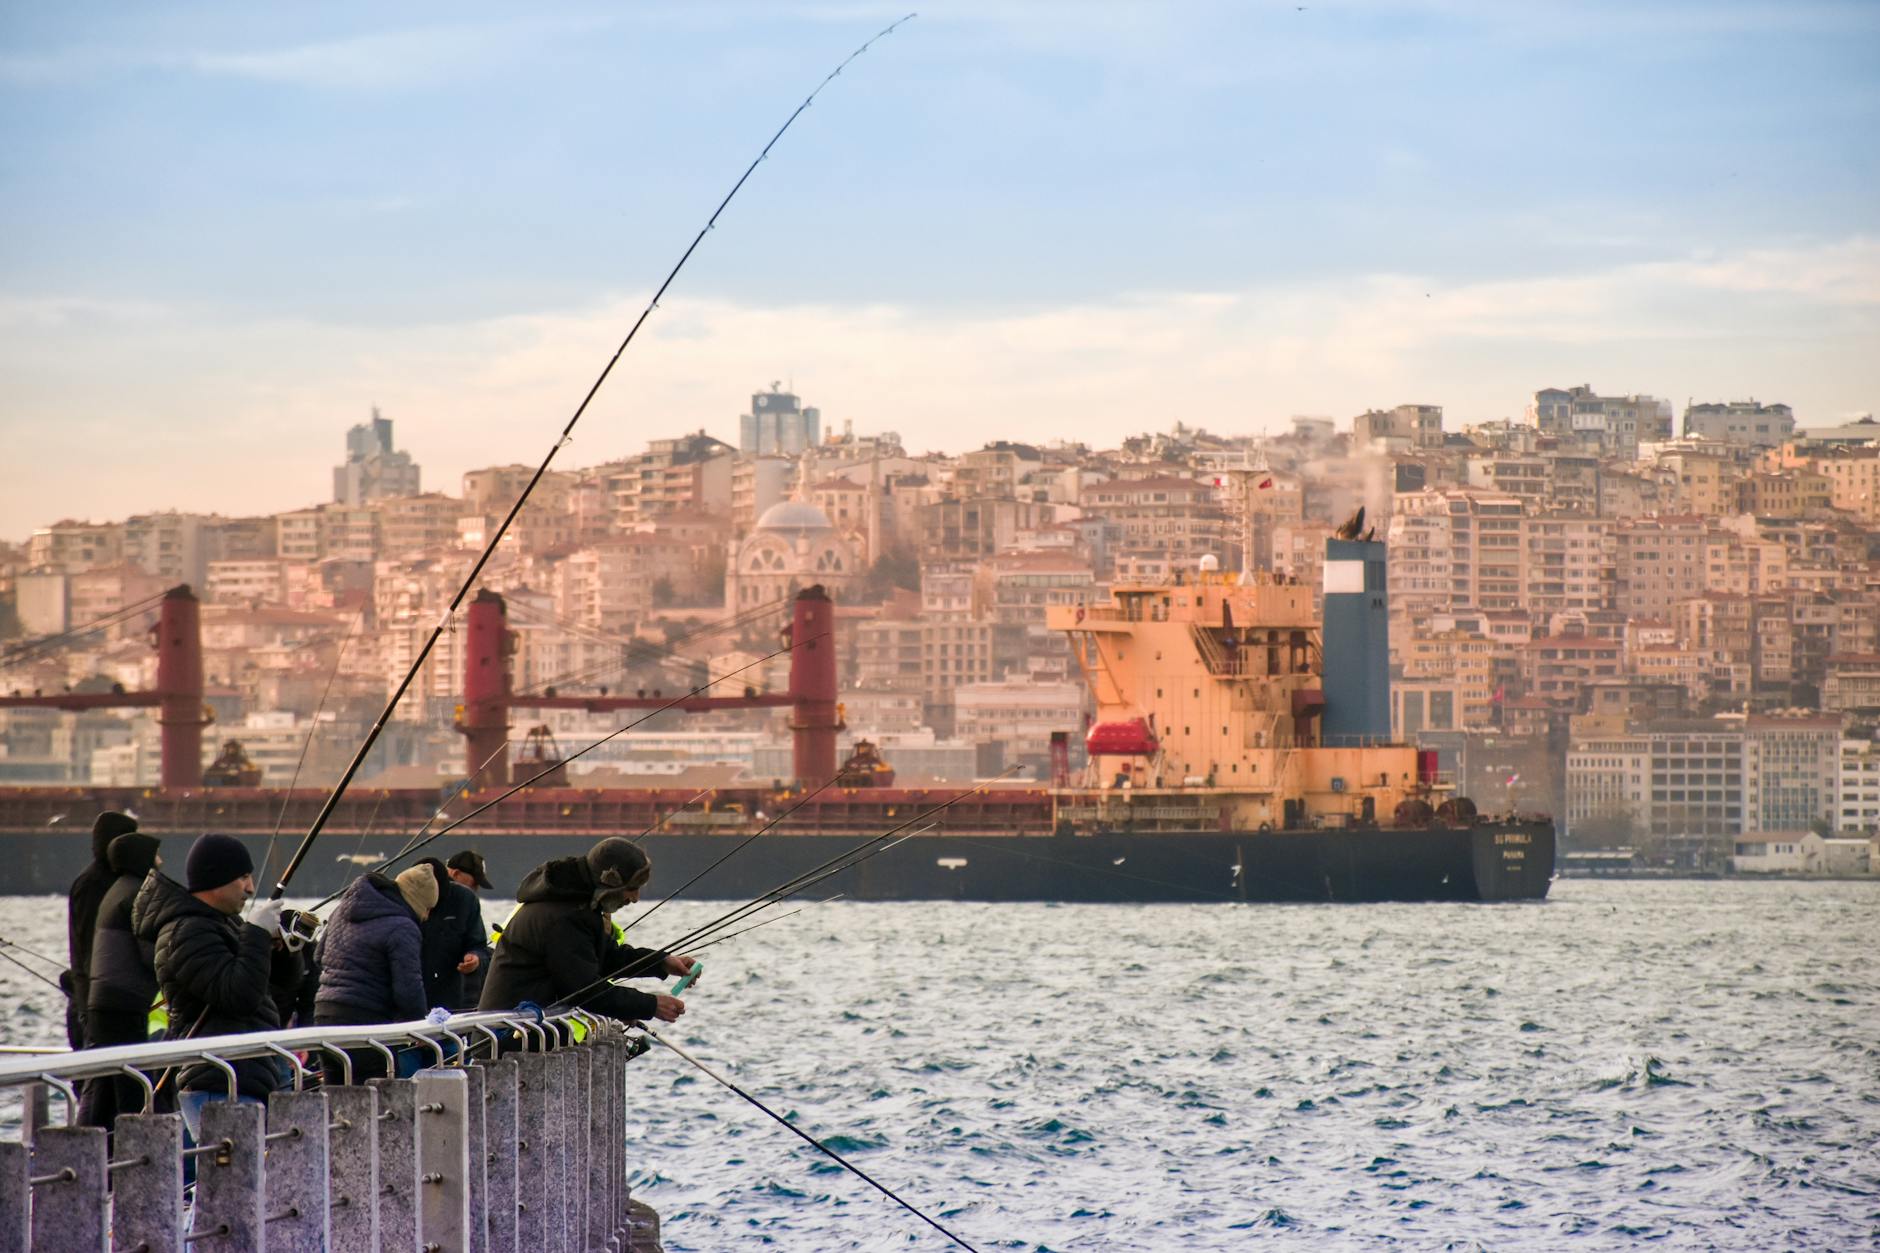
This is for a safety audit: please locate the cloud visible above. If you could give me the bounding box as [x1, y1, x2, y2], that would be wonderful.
[1, 236, 1876, 537]
[0, 16, 617, 92]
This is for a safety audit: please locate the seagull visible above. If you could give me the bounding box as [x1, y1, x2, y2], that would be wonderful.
[45, 814, 66, 827]
[1112, 857, 1127, 866]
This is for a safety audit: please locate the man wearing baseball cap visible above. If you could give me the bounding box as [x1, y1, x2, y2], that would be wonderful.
[434, 850, 494, 1010]
[446, 849, 493, 892]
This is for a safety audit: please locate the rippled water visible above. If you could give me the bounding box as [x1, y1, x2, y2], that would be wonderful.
[4, 881, 1877, 1249]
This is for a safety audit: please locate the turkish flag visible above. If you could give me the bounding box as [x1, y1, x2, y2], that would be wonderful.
[1258, 478, 1273, 489]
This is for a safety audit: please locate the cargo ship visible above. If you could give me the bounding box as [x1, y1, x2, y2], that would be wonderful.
[0, 528, 1552, 903]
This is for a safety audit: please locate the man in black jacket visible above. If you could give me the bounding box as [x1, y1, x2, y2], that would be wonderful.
[416, 857, 489, 1011]
[447, 850, 496, 1008]
[65, 811, 139, 1048]
[478, 838, 692, 1023]
[78, 831, 162, 1129]
[131, 833, 288, 1134]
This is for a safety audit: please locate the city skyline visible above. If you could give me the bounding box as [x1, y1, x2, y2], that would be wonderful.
[3, 1, 1877, 537]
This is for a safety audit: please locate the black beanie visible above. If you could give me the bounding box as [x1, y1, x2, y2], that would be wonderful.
[185, 833, 254, 893]
[91, 811, 138, 861]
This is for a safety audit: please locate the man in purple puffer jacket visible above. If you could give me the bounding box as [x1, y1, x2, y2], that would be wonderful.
[313, 865, 436, 1084]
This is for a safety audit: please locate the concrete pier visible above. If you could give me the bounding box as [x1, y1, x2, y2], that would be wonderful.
[0, 1010, 663, 1252]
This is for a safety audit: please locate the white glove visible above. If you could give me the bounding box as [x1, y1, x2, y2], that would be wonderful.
[247, 898, 286, 938]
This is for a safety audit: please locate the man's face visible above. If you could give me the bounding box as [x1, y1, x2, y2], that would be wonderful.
[448, 868, 476, 890]
[201, 873, 255, 916]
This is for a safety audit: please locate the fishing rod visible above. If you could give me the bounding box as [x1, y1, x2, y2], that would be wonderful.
[307, 640, 811, 911]
[645, 1028, 981, 1252]
[632, 784, 716, 844]
[651, 830, 921, 961]
[621, 772, 848, 933]
[257, 604, 368, 889]
[569, 771, 1017, 999]
[268, 9, 916, 903]
[686, 894, 843, 955]
[604, 785, 1007, 987]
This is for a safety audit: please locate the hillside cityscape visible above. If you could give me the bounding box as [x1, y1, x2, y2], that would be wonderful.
[4, 383, 1880, 878]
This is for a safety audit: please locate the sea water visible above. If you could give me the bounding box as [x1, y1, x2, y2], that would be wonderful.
[3, 880, 1875, 1250]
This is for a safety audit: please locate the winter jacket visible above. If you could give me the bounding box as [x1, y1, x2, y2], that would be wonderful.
[477, 856, 670, 1021]
[420, 880, 489, 1011]
[85, 834, 162, 1017]
[65, 828, 121, 1025]
[314, 875, 427, 1025]
[130, 872, 283, 1098]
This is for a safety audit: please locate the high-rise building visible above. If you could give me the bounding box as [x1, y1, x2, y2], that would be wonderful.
[333, 409, 421, 505]
[738, 385, 820, 455]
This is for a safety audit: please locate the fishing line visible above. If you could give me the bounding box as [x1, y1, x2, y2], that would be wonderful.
[645, 1028, 982, 1252]
[0, 944, 64, 991]
[257, 603, 369, 889]
[631, 784, 717, 844]
[271, 10, 916, 899]
[946, 836, 1244, 900]
[0, 934, 68, 970]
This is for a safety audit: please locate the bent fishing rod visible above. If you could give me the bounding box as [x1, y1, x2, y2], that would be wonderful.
[307, 639, 812, 911]
[268, 10, 918, 902]
[646, 1028, 982, 1252]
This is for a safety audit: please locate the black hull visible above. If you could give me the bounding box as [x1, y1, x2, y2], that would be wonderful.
[0, 821, 1553, 903]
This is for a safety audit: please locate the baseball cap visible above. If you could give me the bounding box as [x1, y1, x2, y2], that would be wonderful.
[447, 850, 494, 890]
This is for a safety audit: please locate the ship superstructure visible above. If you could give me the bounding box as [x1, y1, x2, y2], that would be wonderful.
[1047, 541, 1437, 834]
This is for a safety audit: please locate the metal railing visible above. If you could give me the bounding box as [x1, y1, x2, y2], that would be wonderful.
[1, 1009, 657, 1252]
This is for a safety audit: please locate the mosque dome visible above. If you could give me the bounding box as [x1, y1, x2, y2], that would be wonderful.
[755, 500, 834, 531]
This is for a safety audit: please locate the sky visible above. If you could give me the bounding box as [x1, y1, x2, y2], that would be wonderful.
[1, 1, 1876, 540]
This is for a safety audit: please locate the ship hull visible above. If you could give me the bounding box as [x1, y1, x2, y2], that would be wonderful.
[0, 820, 1553, 903]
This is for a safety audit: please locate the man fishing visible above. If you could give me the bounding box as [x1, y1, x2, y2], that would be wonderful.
[478, 837, 693, 1023]
[65, 810, 139, 1048]
[132, 833, 289, 1133]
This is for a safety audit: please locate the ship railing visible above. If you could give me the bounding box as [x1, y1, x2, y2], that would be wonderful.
[1, 1008, 647, 1252]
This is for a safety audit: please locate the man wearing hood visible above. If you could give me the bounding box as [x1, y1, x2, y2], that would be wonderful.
[65, 811, 139, 1048]
[478, 837, 694, 1023]
[77, 830, 162, 1129]
[131, 833, 288, 1128]
[314, 865, 437, 1084]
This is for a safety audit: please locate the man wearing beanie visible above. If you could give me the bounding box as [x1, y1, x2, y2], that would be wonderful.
[65, 810, 139, 1048]
[131, 833, 288, 1129]
[479, 837, 695, 1024]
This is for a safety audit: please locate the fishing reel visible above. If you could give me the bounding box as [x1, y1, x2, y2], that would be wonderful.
[281, 909, 322, 953]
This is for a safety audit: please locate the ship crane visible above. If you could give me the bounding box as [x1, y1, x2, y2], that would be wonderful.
[455, 585, 844, 790]
[0, 585, 207, 788]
